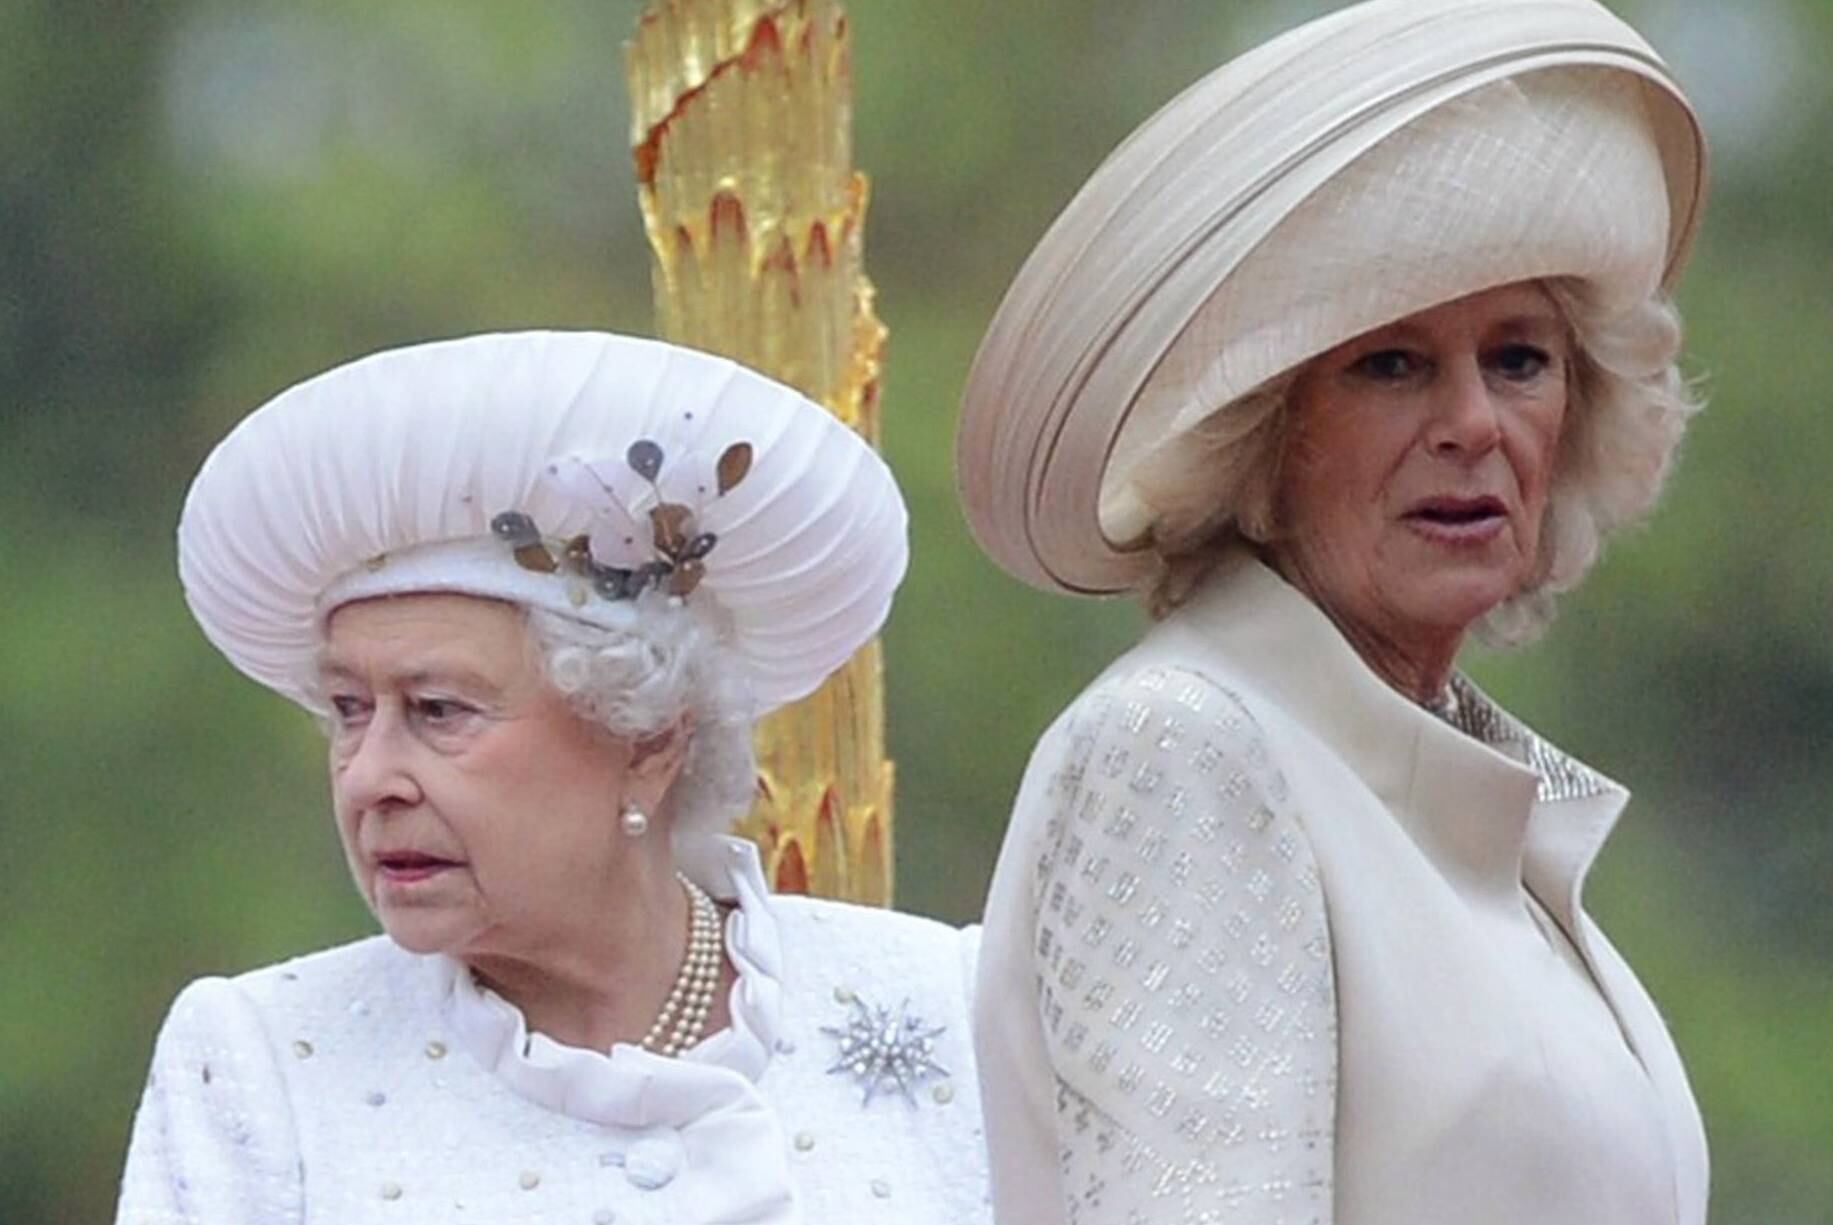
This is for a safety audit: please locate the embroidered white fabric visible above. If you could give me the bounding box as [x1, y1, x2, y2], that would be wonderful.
[1035, 665, 1335, 1225]
[115, 837, 991, 1225]
[980, 559, 1707, 1224]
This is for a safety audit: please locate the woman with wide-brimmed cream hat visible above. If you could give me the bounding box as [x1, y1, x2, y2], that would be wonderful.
[117, 332, 991, 1223]
[957, 1, 1710, 1222]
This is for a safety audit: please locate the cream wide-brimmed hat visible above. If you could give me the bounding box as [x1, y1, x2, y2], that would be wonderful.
[179, 331, 907, 715]
[957, 0, 1707, 596]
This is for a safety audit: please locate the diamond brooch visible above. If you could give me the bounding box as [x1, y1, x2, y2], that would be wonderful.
[821, 994, 951, 1107]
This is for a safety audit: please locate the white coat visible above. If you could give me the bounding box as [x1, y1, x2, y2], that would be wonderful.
[975, 554, 1707, 1225]
[118, 837, 990, 1225]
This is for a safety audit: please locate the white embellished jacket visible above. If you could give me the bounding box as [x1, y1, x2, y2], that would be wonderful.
[117, 836, 990, 1225]
[975, 554, 1708, 1225]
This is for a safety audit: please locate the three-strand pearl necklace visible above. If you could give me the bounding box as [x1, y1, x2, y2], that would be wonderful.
[640, 873, 723, 1056]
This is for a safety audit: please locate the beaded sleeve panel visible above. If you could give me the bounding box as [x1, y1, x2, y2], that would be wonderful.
[1034, 665, 1336, 1225]
[118, 977, 307, 1223]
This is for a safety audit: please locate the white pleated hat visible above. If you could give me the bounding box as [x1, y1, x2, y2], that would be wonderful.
[178, 331, 907, 715]
[957, 0, 1707, 596]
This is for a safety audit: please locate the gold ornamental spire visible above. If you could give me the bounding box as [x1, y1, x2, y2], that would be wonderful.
[626, 0, 893, 903]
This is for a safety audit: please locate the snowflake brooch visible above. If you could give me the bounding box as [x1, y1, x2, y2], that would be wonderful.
[821, 993, 951, 1108]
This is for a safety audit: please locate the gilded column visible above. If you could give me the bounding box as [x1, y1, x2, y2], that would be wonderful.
[625, 0, 894, 903]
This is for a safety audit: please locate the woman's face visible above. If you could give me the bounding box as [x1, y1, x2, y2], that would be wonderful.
[318, 594, 663, 960]
[1271, 281, 1570, 666]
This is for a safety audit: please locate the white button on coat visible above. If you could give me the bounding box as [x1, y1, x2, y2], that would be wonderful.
[623, 1129, 685, 1191]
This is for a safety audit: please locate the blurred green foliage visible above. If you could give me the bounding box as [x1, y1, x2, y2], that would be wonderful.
[3, 0, 1828, 1220]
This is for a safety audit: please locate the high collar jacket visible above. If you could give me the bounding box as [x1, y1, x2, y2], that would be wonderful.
[975, 554, 1707, 1225]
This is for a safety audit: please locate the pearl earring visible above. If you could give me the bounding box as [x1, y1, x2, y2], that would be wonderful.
[620, 802, 649, 838]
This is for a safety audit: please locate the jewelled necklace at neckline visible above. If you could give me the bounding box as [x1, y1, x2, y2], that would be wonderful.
[640, 872, 724, 1057]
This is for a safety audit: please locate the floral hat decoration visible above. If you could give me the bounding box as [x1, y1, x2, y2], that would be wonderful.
[178, 331, 907, 716]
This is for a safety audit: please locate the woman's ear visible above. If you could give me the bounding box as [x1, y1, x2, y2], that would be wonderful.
[627, 714, 694, 787]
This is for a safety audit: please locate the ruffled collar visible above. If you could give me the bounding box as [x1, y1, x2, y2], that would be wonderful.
[440, 834, 796, 1223]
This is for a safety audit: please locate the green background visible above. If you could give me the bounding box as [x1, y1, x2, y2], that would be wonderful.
[4, 1, 1828, 1219]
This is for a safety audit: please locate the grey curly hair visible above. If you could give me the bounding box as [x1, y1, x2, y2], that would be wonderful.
[524, 597, 756, 839]
[1135, 278, 1703, 646]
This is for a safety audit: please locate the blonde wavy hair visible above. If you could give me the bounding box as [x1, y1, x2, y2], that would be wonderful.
[1135, 279, 1702, 646]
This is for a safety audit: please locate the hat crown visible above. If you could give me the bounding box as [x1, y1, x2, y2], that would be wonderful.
[180, 331, 907, 714]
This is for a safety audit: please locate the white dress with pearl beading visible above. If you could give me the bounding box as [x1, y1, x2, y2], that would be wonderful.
[116, 836, 990, 1224]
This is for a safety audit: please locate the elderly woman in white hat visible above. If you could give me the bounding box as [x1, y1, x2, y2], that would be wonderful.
[117, 332, 989, 1224]
[959, 1, 1710, 1223]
